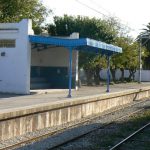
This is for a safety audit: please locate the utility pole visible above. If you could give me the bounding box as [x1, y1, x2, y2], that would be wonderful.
[138, 35, 150, 84]
[139, 37, 142, 83]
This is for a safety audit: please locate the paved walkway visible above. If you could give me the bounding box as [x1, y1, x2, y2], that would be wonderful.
[0, 82, 150, 112]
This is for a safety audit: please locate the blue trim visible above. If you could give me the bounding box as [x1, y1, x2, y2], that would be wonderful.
[68, 47, 73, 98]
[106, 56, 110, 92]
[29, 35, 122, 54]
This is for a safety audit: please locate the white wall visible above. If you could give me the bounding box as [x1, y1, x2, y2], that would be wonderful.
[0, 19, 34, 94]
[80, 69, 150, 83]
[31, 33, 79, 72]
[0, 20, 79, 94]
[140, 70, 150, 81]
[100, 69, 150, 82]
[31, 47, 77, 70]
[31, 33, 79, 89]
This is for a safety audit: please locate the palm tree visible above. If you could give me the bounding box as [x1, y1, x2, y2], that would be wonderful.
[138, 23, 150, 69]
[138, 23, 150, 50]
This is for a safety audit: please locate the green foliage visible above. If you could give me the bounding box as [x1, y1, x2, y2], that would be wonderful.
[46, 15, 119, 84]
[138, 23, 150, 69]
[139, 23, 150, 50]
[111, 37, 134, 70]
[79, 52, 96, 70]
[92, 55, 107, 70]
[0, 0, 50, 27]
[47, 15, 148, 83]
[112, 37, 147, 81]
[47, 15, 117, 43]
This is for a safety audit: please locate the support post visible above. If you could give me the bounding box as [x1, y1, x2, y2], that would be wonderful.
[139, 38, 142, 83]
[106, 55, 110, 92]
[75, 51, 79, 90]
[68, 47, 73, 98]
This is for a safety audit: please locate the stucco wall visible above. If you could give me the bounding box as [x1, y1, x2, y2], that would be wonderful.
[0, 19, 34, 94]
[0, 20, 79, 93]
[31, 47, 77, 70]
[100, 69, 150, 81]
[31, 33, 79, 89]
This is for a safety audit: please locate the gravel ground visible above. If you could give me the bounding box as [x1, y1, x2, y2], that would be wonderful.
[14, 99, 150, 150]
[116, 115, 150, 150]
[120, 128, 150, 150]
[51, 102, 150, 150]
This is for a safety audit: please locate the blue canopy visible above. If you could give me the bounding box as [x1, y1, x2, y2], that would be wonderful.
[29, 35, 122, 97]
[29, 35, 122, 55]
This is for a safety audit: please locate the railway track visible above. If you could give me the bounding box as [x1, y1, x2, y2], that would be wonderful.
[0, 99, 149, 150]
[50, 108, 146, 150]
[109, 122, 150, 150]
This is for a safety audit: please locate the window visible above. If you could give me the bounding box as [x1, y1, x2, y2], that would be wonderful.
[0, 40, 16, 48]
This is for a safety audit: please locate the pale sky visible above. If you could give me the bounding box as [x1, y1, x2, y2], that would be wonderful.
[42, 0, 150, 38]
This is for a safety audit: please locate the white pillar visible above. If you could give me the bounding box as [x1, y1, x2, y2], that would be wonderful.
[70, 33, 79, 90]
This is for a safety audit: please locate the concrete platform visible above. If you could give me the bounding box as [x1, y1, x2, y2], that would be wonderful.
[0, 83, 150, 112]
[0, 83, 150, 141]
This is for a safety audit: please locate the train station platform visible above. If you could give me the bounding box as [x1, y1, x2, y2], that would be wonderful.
[0, 83, 150, 112]
[0, 82, 150, 142]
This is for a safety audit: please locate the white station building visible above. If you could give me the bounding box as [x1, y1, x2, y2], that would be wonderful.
[0, 19, 122, 96]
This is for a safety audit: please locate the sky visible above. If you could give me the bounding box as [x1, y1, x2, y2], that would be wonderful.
[42, 0, 150, 38]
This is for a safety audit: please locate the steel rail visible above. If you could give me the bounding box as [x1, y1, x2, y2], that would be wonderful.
[109, 122, 150, 150]
[48, 108, 145, 150]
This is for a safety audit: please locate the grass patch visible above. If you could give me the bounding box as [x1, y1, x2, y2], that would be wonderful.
[92, 109, 150, 149]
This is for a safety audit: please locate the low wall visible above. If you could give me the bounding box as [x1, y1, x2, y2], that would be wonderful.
[100, 69, 150, 81]
[0, 86, 150, 141]
[80, 69, 150, 82]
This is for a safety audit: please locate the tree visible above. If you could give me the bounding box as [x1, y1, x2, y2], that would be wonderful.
[111, 37, 132, 82]
[47, 15, 118, 85]
[79, 52, 107, 85]
[139, 23, 150, 50]
[0, 0, 51, 32]
[92, 55, 107, 84]
[112, 37, 147, 82]
[126, 42, 139, 81]
[47, 15, 117, 42]
[138, 23, 150, 69]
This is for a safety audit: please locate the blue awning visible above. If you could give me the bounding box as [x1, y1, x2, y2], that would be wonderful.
[29, 35, 122, 55]
[29, 35, 122, 97]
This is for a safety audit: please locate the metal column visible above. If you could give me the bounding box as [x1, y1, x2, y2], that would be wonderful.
[106, 55, 110, 92]
[68, 47, 73, 98]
